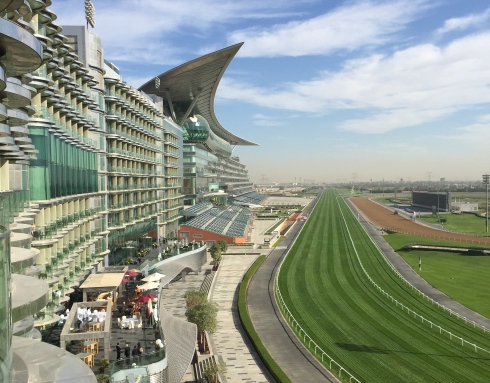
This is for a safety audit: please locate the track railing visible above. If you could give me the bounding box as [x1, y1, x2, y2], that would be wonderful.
[348, 200, 490, 334]
[275, 190, 361, 383]
[338, 198, 490, 354]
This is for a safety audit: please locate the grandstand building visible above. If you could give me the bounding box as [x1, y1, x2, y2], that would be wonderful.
[138, 44, 256, 207]
[138, 45, 267, 244]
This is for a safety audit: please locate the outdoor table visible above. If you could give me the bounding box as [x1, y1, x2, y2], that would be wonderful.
[76, 352, 93, 367]
[121, 317, 139, 329]
[81, 341, 97, 355]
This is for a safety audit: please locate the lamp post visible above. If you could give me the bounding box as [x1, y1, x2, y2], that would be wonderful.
[483, 174, 489, 233]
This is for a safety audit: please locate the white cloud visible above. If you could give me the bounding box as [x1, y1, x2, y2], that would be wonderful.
[436, 8, 490, 35]
[51, 0, 306, 64]
[228, 0, 430, 57]
[220, 31, 490, 134]
[252, 114, 285, 127]
[442, 115, 490, 145]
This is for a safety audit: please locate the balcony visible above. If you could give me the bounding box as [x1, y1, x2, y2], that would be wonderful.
[110, 347, 166, 382]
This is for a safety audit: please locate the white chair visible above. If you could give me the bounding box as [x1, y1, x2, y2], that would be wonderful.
[137, 319, 142, 329]
[117, 318, 123, 329]
[122, 315, 126, 321]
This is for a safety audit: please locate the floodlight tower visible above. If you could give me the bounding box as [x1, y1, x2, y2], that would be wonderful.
[483, 174, 489, 233]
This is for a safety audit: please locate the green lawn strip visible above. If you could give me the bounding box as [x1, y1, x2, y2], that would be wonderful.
[340, 201, 490, 345]
[382, 233, 490, 318]
[238, 255, 291, 383]
[384, 232, 490, 251]
[418, 213, 488, 234]
[278, 189, 490, 383]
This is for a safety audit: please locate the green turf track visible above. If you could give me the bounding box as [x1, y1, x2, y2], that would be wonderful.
[277, 189, 490, 383]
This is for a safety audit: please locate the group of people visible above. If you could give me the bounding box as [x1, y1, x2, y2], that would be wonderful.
[115, 341, 144, 362]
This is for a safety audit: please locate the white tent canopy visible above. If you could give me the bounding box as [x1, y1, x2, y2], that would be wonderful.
[138, 281, 160, 291]
[141, 272, 165, 283]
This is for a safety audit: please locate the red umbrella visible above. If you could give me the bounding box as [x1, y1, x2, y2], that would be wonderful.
[140, 292, 158, 299]
[125, 271, 139, 277]
[121, 278, 129, 283]
[132, 295, 154, 303]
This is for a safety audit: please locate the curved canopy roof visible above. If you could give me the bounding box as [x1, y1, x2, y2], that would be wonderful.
[138, 43, 257, 146]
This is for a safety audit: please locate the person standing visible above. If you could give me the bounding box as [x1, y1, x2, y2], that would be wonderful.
[137, 342, 143, 355]
[116, 342, 121, 360]
[124, 343, 130, 363]
[131, 345, 139, 361]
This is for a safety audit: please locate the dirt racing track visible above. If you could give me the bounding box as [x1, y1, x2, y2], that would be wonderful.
[350, 197, 490, 246]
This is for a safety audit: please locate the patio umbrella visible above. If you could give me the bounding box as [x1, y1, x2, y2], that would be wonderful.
[125, 270, 139, 277]
[138, 281, 159, 290]
[140, 292, 158, 299]
[132, 294, 155, 303]
[142, 272, 165, 282]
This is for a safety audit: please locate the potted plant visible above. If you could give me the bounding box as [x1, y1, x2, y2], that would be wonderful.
[95, 374, 110, 383]
[99, 358, 109, 374]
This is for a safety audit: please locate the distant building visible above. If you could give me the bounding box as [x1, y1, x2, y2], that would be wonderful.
[450, 201, 478, 213]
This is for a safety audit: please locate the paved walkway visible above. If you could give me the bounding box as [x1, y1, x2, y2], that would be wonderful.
[209, 254, 274, 383]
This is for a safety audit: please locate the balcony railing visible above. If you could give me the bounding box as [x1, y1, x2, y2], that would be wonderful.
[109, 348, 165, 379]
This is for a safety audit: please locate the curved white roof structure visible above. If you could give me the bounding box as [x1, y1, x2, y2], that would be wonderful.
[138, 43, 257, 146]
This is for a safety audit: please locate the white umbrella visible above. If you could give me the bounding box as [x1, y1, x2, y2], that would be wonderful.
[138, 281, 159, 291]
[141, 272, 165, 283]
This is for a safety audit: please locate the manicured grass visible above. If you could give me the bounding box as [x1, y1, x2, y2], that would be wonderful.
[382, 233, 490, 318]
[384, 232, 490, 250]
[418, 213, 489, 234]
[238, 255, 291, 383]
[278, 189, 490, 383]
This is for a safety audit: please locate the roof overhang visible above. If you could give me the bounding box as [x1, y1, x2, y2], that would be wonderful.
[138, 43, 257, 146]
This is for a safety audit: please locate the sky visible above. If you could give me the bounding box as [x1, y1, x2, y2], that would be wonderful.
[50, 0, 490, 184]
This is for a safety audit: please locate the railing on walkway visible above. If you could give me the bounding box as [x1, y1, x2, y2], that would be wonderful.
[109, 347, 165, 378]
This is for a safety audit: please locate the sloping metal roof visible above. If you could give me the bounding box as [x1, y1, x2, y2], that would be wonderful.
[138, 43, 257, 146]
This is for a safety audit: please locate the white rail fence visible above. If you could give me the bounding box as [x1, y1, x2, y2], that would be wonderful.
[347, 199, 490, 334]
[275, 190, 361, 383]
[338, 198, 490, 355]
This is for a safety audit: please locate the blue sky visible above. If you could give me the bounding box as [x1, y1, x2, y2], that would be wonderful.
[51, 0, 490, 184]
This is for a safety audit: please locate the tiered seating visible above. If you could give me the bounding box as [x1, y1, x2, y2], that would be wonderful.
[184, 202, 213, 215]
[184, 205, 251, 237]
[232, 191, 267, 205]
[186, 208, 219, 228]
[205, 217, 229, 234]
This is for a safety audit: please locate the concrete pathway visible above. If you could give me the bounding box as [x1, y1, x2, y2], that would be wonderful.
[209, 254, 275, 383]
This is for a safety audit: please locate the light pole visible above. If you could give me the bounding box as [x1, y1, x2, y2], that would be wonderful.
[483, 174, 489, 233]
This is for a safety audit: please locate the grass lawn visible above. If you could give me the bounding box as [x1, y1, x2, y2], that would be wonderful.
[278, 189, 490, 383]
[418, 213, 489, 235]
[383, 233, 490, 318]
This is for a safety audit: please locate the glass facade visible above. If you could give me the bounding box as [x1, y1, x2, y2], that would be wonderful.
[0, 226, 11, 383]
[29, 126, 98, 200]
